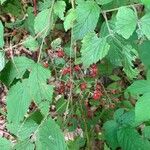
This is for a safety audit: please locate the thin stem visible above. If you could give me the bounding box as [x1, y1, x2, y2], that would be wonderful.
[33, 0, 37, 16]
[4, 26, 49, 52]
[102, 12, 112, 36]
[37, 0, 55, 63]
[78, 94, 91, 150]
[102, 3, 142, 13]
[64, 0, 76, 120]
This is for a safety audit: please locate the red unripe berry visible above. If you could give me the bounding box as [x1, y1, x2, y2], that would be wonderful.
[93, 90, 102, 100]
[62, 67, 71, 75]
[56, 49, 65, 58]
[74, 65, 80, 72]
[43, 61, 49, 68]
[110, 89, 117, 94]
[80, 82, 87, 91]
[91, 64, 97, 69]
[90, 64, 98, 77]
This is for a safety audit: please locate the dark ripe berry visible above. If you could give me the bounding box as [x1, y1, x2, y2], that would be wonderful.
[93, 90, 102, 100]
[101, 100, 106, 107]
[80, 82, 87, 91]
[74, 65, 80, 72]
[12, 29, 17, 36]
[56, 81, 65, 94]
[66, 81, 73, 89]
[5, 50, 13, 59]
[56, 49, 65, 58]
[87, 108, 92, 118]
[109, 103, 116, 109]
[96, 84, 101, 91]
[112, 98, 120, 103]
[62, 67, 71, 75]
[43, 61, 49, 68]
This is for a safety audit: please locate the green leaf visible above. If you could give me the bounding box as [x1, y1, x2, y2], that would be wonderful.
[96, 0, 113, 5]
[7, 119, 38, 140]
[0, 137, 12, 150]
[34, 9, 50, 36]
[6, 111, 42, 140]
[127, 80, 150, 96]
[23, 36, 39, 51]
[116, 110, 136, 127]
[2, 0, 22, 16]
[54, 1, 66, 20]
[141, 0, 150, 5]
[117, 127, 150, 150]
[51, 38, 62, 49]
[35, 118, 66, 150]
[38, 101, 50, 115]
[0, 0, 6, 4]
[64, 9, 77, 31]
[73, 0, 100, 40]
[135, 93, 150, 122]
[38, 0, 52, 11]
[139, 41, 150, 68]
[102, 21, 138, 79]
[28, 63, 53, 103]
[0, 21, 4, 48]
[140, 13, 150, 39]
[103, 120, 119, 150]
[0, 56, 35, 85]
[24, 7, 35, 35]
[0, 51, 5, 71]
[115, 7, 137, 39]
[6, 80, 32, 123]
[143, 126, 150, 140]
[13, 140, 35, 150]
[122, 45, 139, 79]
[81, 32, 110, 68]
